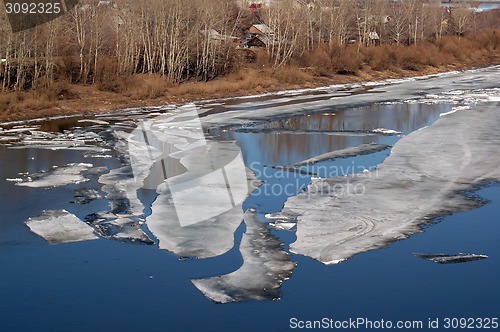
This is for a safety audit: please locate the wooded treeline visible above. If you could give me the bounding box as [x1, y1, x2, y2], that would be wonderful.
[0, 0, 499, 92]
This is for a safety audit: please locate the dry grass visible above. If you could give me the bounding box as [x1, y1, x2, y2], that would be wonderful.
[98, 74, 172, 100]
[124, 74, 172, 100]
[270, 67, 313, 85]
[0, 81, 79, 119]
[168, 69, 276, 97]
[0, 92, 56, 119]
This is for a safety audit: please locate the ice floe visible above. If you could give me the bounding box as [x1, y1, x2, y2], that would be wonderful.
[287, 143, 390, 167]
[25, 210, 98, 244]
[192, 209, 295, 303]
[276, 102, 500, 265]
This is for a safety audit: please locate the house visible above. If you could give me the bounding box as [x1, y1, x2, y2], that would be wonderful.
[245, 24, 275, 48]
[368, 31, 380, 41]
[368, 31, 380, 45]
[247, 24, 274, 37]
[246, 35, 276, 48]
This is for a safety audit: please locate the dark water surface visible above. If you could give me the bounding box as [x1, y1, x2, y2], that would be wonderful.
[1, 73, 499, 331]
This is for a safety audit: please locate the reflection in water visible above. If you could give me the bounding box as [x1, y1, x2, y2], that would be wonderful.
[230, 103, 450, 166]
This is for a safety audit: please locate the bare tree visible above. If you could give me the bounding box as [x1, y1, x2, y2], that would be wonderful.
[450, 6, 474, 40]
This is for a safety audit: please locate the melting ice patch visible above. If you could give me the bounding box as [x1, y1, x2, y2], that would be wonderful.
[99, 165, 148, 216]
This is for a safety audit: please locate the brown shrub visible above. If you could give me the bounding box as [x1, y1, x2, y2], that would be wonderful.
[333, 47, 363, 75]
[41, 81, 80, 100]
[417, 43, 443, 67]
[362, 45, 397, 71]
[439, 37, 465, 61]
[397, 46, 423, 71]
[298, 47, 333, 75]
[474, 29, 500, 52]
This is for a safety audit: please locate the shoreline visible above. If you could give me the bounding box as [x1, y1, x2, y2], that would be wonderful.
[1, 61, 499, 125]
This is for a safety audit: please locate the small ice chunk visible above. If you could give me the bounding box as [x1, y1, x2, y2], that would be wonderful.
[78, 119, 110, 125]
[413, 253, 488, 264]
[264, 213, 290, 220]
[25, 210, 98, 243]
[0, 136, 20, 142]
[2, 127, 40, 134]
[372, 128, 401, 135]
[92, 217, 154, 244]
[16, 163, 93, 188]
[269, 222, 296, 231]
[71, 188, 101, 205]
[6, 178, 23, 183]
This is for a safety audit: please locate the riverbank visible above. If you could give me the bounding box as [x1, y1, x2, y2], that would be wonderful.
[1, 49, 499, 123]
